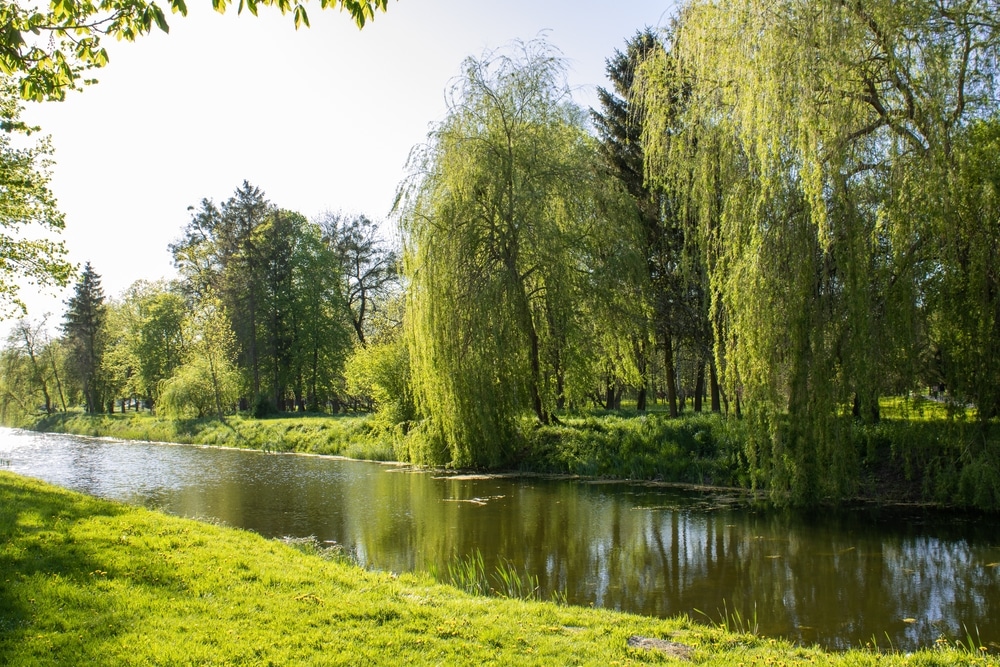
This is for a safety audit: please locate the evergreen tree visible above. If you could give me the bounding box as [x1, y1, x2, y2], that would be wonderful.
[63, 262, 107, 413]
[592, 28, 715, 415]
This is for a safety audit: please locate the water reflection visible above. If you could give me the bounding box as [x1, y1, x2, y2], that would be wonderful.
[2, 427, 998, 650]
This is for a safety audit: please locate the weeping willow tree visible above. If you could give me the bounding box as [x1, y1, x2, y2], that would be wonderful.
[397, 39, 636, 468]
[638, 0, 1000, 504]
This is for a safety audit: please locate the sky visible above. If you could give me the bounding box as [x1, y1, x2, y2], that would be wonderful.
[13, 0, 675, 330]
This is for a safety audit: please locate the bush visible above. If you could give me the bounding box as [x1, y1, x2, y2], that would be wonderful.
[343, 338, 414, 430]
[157, 356, 238, 419]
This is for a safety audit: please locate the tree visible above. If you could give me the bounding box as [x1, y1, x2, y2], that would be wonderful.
[158, 296, 239, 419]
[638, 0, 1000, 504]
[592, 28, 715, 416]
[171, 182, 269, 406]
[101, 297, 139, 412]
[257, 208, 351, 412]
[99, 280, 187, 410]
[398, 38, 627, 467]
[0, 315, 67, 418]
[62, 262, 107, 413]
[171, 183, 352, 414]
[930, 119, 1000, 421]
[0, 0, 392, 101]
[318, 211, 399, 347]
[0, 84, 73, 315]
[286, 218, 351, 412]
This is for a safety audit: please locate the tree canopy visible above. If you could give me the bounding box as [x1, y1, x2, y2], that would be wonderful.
[636, 0, 1000, 504]
[0, 84, 73, 315]
[0, 0, 393, 100]
[398, 38, 639, 467]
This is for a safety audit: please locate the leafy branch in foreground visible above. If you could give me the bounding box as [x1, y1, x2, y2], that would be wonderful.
[0, 83, 72, 314]
[0, 0, 393, 101]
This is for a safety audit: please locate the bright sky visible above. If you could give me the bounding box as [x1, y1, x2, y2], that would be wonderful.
[14, 0, 674, 328]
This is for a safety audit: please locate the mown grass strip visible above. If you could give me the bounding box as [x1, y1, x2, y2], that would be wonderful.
[1, 471, 994, 666]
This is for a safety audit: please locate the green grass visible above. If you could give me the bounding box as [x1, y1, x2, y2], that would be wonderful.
[523, 411, 745, 487]
[876, 395, 971, 422]
[1, 471, 994, 666]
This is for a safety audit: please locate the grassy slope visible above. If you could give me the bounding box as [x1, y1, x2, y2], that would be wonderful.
[0, 471, 992, 666]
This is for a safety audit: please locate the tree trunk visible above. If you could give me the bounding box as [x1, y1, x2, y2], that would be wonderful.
[636, 339, 648, 413]
[510, 259, 547, 425]
[308, 344, 320, 412]
[852, 393, 881, 424]
[593, 391, 606, 410]
[556, 368, 566, 411]
[664, 331, 678, 418]
[51, 358, 67, 412]
[710, 358, 721, 413]
[694, 359, 706, 412]
[528, 324, 547, 423]
[208, 351, 225, 421]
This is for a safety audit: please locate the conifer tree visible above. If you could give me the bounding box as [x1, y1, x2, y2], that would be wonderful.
[63, 262, 107, 413]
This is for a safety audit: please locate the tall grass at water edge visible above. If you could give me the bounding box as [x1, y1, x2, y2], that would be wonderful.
[439, 549, 568, 604]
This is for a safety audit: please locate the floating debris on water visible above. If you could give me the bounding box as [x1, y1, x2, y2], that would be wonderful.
[441, 495, 505, 506]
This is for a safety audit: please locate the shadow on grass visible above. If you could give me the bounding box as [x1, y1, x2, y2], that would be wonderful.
[0, 473, 132, 659]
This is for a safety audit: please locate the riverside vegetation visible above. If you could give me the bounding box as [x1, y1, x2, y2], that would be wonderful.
[13, 393, 1000, 510]
[1, 470, 996, 666]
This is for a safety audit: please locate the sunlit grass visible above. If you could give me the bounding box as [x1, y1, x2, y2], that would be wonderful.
[878, 395, 973, 422]
[524, 411, 748, 487]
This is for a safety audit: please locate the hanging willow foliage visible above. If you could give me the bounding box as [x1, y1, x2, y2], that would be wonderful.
[638, 0, 1000, 504]
[397, 39, 636, 468]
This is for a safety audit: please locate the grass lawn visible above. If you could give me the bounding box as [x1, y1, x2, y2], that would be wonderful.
[0, 471, 994, 666]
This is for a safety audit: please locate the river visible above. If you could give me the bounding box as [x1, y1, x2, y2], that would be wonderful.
[2, 427, 998, 651]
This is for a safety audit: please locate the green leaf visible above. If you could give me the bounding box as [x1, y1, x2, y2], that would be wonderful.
[293, 4, 309, 29]
[150, 4, 169, 33]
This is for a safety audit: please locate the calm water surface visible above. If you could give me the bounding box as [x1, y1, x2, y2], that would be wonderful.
[2, 427, 999, 651]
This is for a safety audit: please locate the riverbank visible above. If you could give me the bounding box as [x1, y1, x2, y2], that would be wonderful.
[0, 471, 993, 665]
[13, 402, 1000, 510]
[21, 411, 394, 460]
